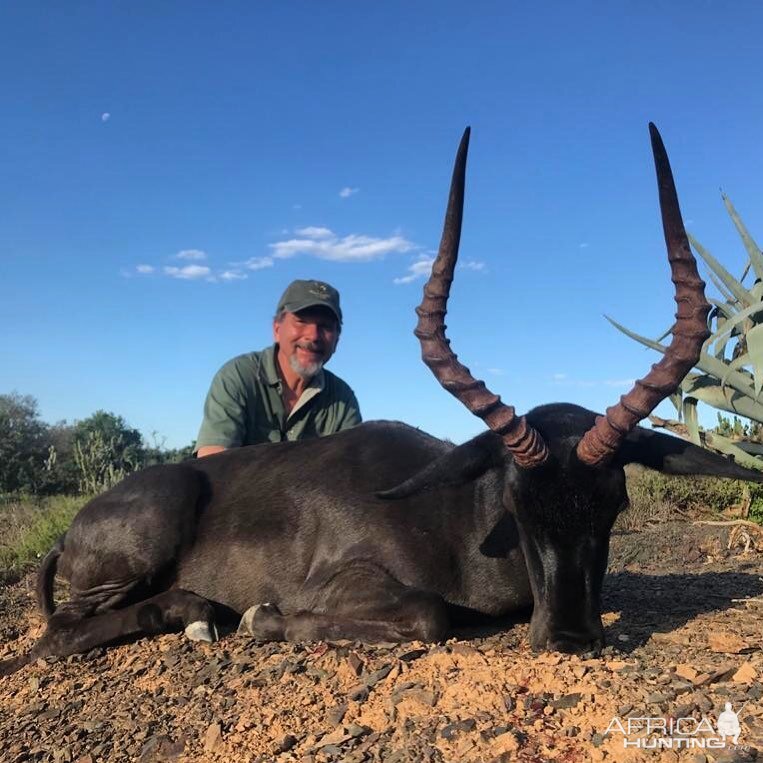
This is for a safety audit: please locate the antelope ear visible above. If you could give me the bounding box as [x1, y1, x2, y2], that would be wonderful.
[376, 432, 506, 499]
[617, 427, 763, 481]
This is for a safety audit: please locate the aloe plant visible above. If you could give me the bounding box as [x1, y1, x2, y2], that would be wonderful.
[611, 194, 763, 468]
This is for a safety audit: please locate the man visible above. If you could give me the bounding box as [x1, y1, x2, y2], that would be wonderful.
[195, 279, 361, 457]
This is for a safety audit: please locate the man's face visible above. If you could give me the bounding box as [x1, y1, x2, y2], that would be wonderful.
[273, 307, 340, 379]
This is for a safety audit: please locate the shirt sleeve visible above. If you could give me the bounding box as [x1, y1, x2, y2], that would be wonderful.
[195, 361, 249, 450]
[337, 389, 362, 430]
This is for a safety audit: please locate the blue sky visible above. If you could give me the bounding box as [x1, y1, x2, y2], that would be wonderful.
[3, 2, 763, 448]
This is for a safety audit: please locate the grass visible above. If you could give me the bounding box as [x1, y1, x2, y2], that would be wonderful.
[0, 494, 87, 584]
[620, 466, 763, 531]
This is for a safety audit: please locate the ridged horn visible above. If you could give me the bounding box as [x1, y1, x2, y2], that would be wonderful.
[415, 127, 549, 469]
[576, 123, 711, 466]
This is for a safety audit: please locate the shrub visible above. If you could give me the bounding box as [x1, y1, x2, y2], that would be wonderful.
[0, 494, 86, 584]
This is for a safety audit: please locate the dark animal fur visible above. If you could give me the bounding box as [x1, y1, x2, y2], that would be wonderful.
[2, 403, 761, 676]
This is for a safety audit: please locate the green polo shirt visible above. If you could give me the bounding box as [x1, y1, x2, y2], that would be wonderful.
[195, 344, 361, 449]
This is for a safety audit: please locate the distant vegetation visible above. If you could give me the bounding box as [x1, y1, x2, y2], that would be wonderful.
[0, 391, 195, 583]
[0, 391, 194, 496]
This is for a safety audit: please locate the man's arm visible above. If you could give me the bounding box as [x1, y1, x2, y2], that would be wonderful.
[336, 390, 362, 431]
[194, 359, 248, 455]
[197, 445, 228, 458]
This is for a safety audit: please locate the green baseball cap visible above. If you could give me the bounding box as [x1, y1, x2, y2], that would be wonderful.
[275, 279, 343, 324]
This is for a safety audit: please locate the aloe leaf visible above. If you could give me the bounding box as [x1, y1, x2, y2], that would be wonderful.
[607, 317, 759, 403]
[704, 431, 763, 470]
[689, 233, 753, 307]
[709, 299, 738, 319]
[747, 323, 763, 397]
[683, 396, 701, 446]
[723, 193, 763, 280]
[706, 269, 738, 305]
[655, 324, 673, 344]
[706, 299, 763, 347]
[669, 390, 683, 416]
[682, 374, 763, 421]
[605, 317, 668, 354]
[707, 271, 738, 304]
[720, 351, 750, 390]
[697, 350, 756, 400]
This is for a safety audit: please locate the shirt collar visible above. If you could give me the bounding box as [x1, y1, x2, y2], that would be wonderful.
[260, 344, 282, 386]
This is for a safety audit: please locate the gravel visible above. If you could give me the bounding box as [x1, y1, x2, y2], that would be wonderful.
[0, 521, 761, 761]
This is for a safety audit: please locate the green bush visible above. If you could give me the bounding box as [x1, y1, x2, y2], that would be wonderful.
[621, 465, 763, 530]
[0, 494, 86, 584]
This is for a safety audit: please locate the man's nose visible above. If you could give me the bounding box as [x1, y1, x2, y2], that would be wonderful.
[301, 322, 320, 340]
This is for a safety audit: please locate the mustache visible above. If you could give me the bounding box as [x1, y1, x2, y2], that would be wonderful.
[295, 341, 324, 352]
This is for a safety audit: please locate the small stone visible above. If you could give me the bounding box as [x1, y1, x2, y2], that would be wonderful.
[675, 664, 699, 682]
[399, 648, 427, 662]
[365, 664, 393, 686]
[733, 662, 758, 683]
[203, 722, 223, 753]
[591, 733, 605, 747]
[347, 652, 363, 676]
[326, 704, 348, 726]
[708, 632, 747, 654]
[347, 684, 369, 702]
[277, 735, 298, 752]
[552, 693, 582, 709]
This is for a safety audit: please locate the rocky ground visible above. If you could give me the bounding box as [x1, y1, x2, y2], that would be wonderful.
[0, 521, 761, 762]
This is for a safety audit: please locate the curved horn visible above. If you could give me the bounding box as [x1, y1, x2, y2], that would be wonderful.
[576, 123, 711, 466]
[415, 127, 549, 468]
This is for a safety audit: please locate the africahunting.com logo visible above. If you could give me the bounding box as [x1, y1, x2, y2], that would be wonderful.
[604, 702, 743, 750]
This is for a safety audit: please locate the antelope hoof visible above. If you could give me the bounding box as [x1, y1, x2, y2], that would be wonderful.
[238, 603, 275, 635]
[185, 620, 218, 643]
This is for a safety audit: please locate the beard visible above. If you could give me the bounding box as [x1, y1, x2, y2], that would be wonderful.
[288, 344, 325, 380]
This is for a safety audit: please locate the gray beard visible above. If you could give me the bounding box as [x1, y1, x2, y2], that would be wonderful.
[289, 353, 324, 380]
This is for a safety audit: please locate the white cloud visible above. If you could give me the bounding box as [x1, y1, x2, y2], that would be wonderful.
[270, 230, 414, 263]
[175, 249, 207, 261]
[339, 187, 359, 198]
[553, 373, 568, 381]
[295, 226, 334, 239]
[136, 264, 155, 274]
[163, 265, 211, 280]
[220, 270, 248, 281]
[579, 242, 589, 249]
[487, 368, 506, 376]
[461, 260, 486, 271]
[604, 378, 635, 388]
[101, 112, 111, 122]
[242, 256, 274, 271]
[394, 255, 435, 285]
